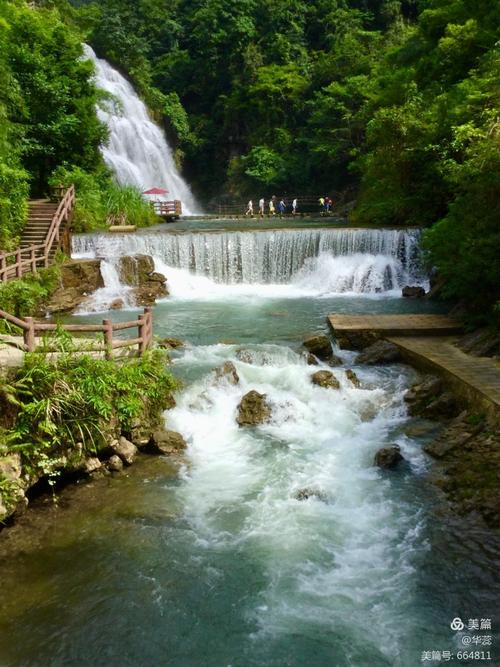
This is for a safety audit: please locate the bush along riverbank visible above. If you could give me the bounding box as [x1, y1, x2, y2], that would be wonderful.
[0, 346, 182, 524]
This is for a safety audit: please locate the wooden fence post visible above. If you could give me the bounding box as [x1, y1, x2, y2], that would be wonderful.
[30, 248, 37, 274]
[16, 249, 22, 278]
[103, 319, 113, 360]
[144, 307, 152, 352]
[138, 314, 146, 356]
[24, 317, 35, 352]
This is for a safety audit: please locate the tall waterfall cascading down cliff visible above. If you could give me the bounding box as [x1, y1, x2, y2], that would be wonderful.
[83, 45, 200, 215]
[73, 227, 426, 305]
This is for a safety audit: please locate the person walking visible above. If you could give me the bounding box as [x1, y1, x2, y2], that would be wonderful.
[319, 196, 325, 214]
[278, 199, 286, 217]
[269, 199, 275, 215]
[245, 199, 253, 216]
[259, 197, 265, 218]
[292, 198, 298, 215]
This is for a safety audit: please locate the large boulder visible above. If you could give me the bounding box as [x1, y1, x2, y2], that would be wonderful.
[374, 445, 404, 469]
[357, 340, 401, 365]
[45, 259, 104, 314]
[302, 334, 342, 365]
[214, 361, 239, 385]
[118, 255, 169, 306]
[147, 428, 187, 455]
[311, 370, 340, 389]
[236, 390, 271, 426]
[402, 285, 426, 298]
[110, 436, 138, 465]
[404, 375, 442, 416]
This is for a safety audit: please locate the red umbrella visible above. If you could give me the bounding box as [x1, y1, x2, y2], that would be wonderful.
[143, 187, 169, 195]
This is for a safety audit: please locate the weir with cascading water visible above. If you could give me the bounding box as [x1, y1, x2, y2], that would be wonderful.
[83, 44, 200, 215]
[72, 226, 427, 311]
[1, 49, 498, 667]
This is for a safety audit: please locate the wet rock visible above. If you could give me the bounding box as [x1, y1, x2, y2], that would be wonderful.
[421, 392, 461, 420]
[110, 436, 138, 466]
[214, 361, 239, 385]
[148, 428, 187, 455]
[236, 349, 254, 364]
[402, 285, 426, 298]
[109, 298, 124, 310]
[158, 337, 185, 349]
[311, 370, 340, 389]
[294, 487, 327, 502]
[333, 330, 378, 351]
[457, 328, 500, 358]
[107, 455, 124, 472]
[404, 376, 442, 416]
[236, 390, 271, 426]
[80, 457, 102, 474]
[305, 353, 319, 366]
[45, 259, 104, 314]
[345, 369, 361, 388]
[357, 340, 401, 365]
[302, 335, 332, 360]
[117, 255, 169, 306]
[118, 255, 154, 286]
[374, 445, 404, 469]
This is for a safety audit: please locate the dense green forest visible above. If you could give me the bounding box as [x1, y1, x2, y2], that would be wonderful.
[0, 0, 499, 315]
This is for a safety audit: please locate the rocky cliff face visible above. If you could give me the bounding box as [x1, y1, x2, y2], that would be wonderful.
[45, 259, 104, 313]
[44, 255, 168, 314]
[117, 255, 168, 306]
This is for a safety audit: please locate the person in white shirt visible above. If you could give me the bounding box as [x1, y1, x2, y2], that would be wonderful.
[292, 198, 298, 215]
[259, 197, 265, 217]
[245, 200, 253, 216]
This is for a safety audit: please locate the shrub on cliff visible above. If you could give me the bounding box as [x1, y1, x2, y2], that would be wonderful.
[4, 348, 178, 479]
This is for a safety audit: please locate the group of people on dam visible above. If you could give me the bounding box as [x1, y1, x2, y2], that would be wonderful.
[245, 195, 336, 217]
[246, 196, 296, 217]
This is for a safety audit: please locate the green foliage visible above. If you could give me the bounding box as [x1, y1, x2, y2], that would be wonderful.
[8, 348, 177, 476]
[0, 267, 60, 322]
[0, 163, 29, 250]
[1, 0, 106, 194]
[49, 165, 157, 231]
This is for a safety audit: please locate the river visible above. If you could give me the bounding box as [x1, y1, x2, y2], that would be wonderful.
[0, 222, 498, 667]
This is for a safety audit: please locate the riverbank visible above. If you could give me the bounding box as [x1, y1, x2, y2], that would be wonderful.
[0, 349, 180, 524]
[327, 317, 500, 527]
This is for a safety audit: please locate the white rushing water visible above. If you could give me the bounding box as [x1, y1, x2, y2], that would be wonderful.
[168, 343, 427, 663]
[72, 228, 426, 308]
[83, 45, 200, 215]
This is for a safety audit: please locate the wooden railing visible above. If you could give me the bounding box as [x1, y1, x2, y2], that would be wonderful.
[0, 185, 76, 283]
[153, 200, 182, 217]
[0, 307, 153, 359]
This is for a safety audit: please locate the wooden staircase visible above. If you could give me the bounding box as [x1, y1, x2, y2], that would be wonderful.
[0, 185, 75, 283]
[22, 200, 61, 258]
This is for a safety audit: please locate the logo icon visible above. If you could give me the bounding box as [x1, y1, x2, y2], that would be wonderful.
[451, 617, 465, 631]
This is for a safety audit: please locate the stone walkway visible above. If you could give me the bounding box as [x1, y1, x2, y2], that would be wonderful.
[388, 335, 500, 419]
[327, 313, 463, 337]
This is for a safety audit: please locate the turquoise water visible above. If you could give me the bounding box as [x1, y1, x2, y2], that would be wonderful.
[0, 228, 498, 667]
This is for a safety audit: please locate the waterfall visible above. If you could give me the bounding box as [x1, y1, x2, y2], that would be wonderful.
[83, 45, 200, 215]
[72, 227, 426, 296]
